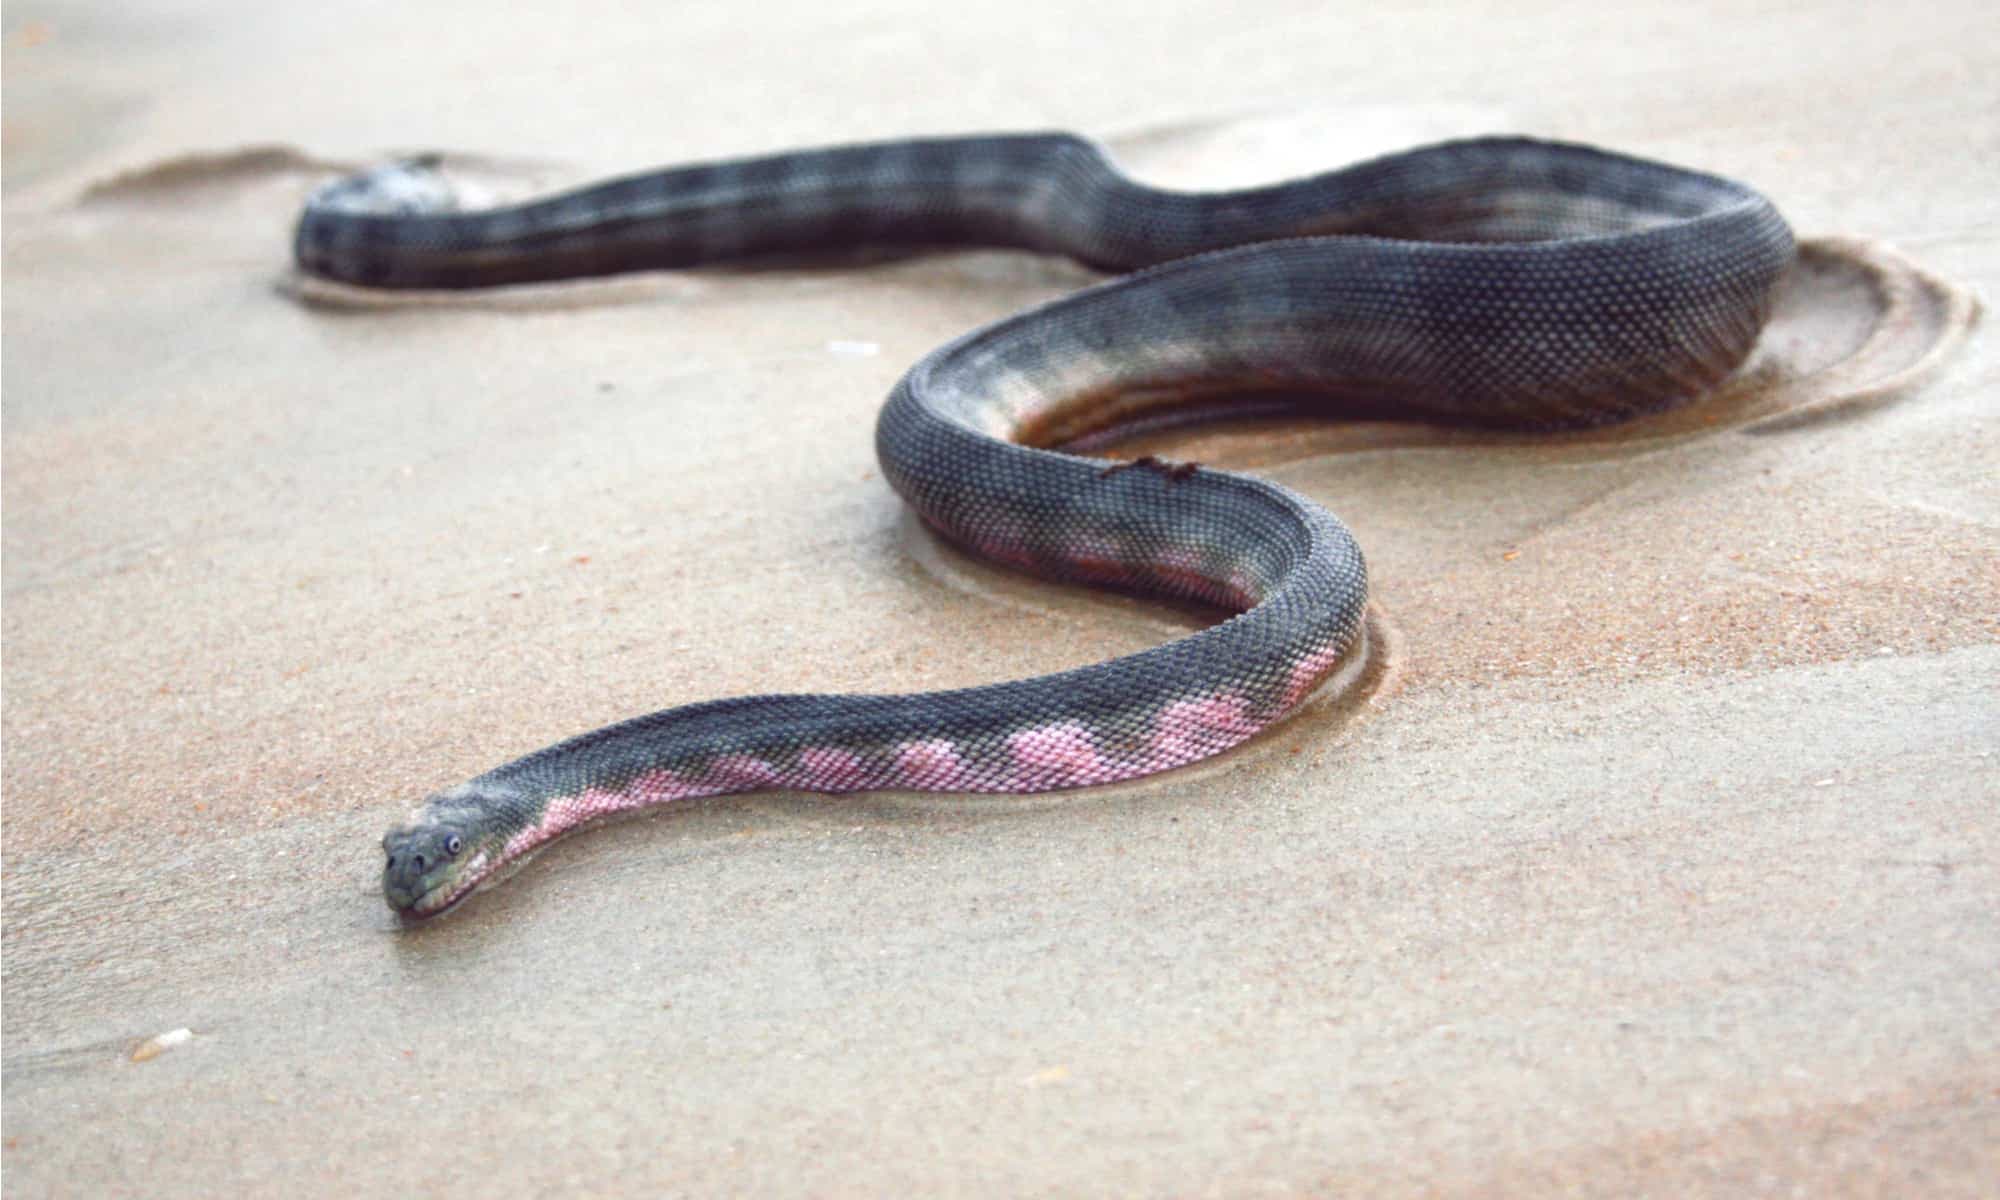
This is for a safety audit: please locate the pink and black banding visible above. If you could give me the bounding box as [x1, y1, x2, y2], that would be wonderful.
[321, 135, 1795, 915]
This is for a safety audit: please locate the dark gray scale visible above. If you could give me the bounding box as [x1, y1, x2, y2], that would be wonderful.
[316, 134, 1795, 915]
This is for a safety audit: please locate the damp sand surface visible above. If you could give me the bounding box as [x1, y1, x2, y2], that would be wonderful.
[3, 2, 1997, 1196]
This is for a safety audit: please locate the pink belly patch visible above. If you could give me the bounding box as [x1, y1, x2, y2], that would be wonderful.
[892, 738, 971, 788]
[1005, 721, 1115, 788]
[1145, 693, 1262, 771]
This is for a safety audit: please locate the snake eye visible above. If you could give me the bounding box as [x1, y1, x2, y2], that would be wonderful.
[446, 835, 463, 857]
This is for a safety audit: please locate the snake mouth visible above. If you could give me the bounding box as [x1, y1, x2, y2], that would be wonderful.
[390, 850, 493, 921]
[397, 887, 467, 922]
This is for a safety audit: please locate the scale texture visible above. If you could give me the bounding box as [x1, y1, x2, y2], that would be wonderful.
[292, 133, 1795, 917]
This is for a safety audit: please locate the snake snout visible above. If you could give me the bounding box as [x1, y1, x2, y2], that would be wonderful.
[381, 824, 467, 913]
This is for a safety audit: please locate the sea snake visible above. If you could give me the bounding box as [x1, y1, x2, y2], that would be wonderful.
[292, 133, 1795, 917]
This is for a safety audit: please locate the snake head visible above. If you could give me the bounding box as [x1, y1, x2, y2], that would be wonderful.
[381, 785, 518, 919]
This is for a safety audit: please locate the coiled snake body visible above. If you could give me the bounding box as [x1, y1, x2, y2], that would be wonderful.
[293, 134, 1794, 917]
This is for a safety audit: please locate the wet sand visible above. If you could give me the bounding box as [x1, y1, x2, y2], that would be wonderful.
[3, 1, 1995, 1195]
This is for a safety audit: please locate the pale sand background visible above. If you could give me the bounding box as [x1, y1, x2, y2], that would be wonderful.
[3, 1, 1996, 1195]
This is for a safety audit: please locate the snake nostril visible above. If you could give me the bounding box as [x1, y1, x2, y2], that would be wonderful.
[413, 855, 427, 871]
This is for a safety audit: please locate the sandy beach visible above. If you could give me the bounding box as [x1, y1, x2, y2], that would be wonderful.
[3, 1, 1994, 1195]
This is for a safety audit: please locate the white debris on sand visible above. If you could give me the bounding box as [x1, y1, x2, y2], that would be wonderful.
[129, 1028, 195, 1063]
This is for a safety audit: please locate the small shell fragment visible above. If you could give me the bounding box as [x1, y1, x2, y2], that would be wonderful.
[130, 1028, 195, 1063]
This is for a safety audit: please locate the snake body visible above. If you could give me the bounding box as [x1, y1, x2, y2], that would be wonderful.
[293, 134, 1794, 917]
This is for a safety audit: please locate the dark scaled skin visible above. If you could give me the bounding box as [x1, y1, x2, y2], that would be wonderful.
[295, 134, 1795, 918]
